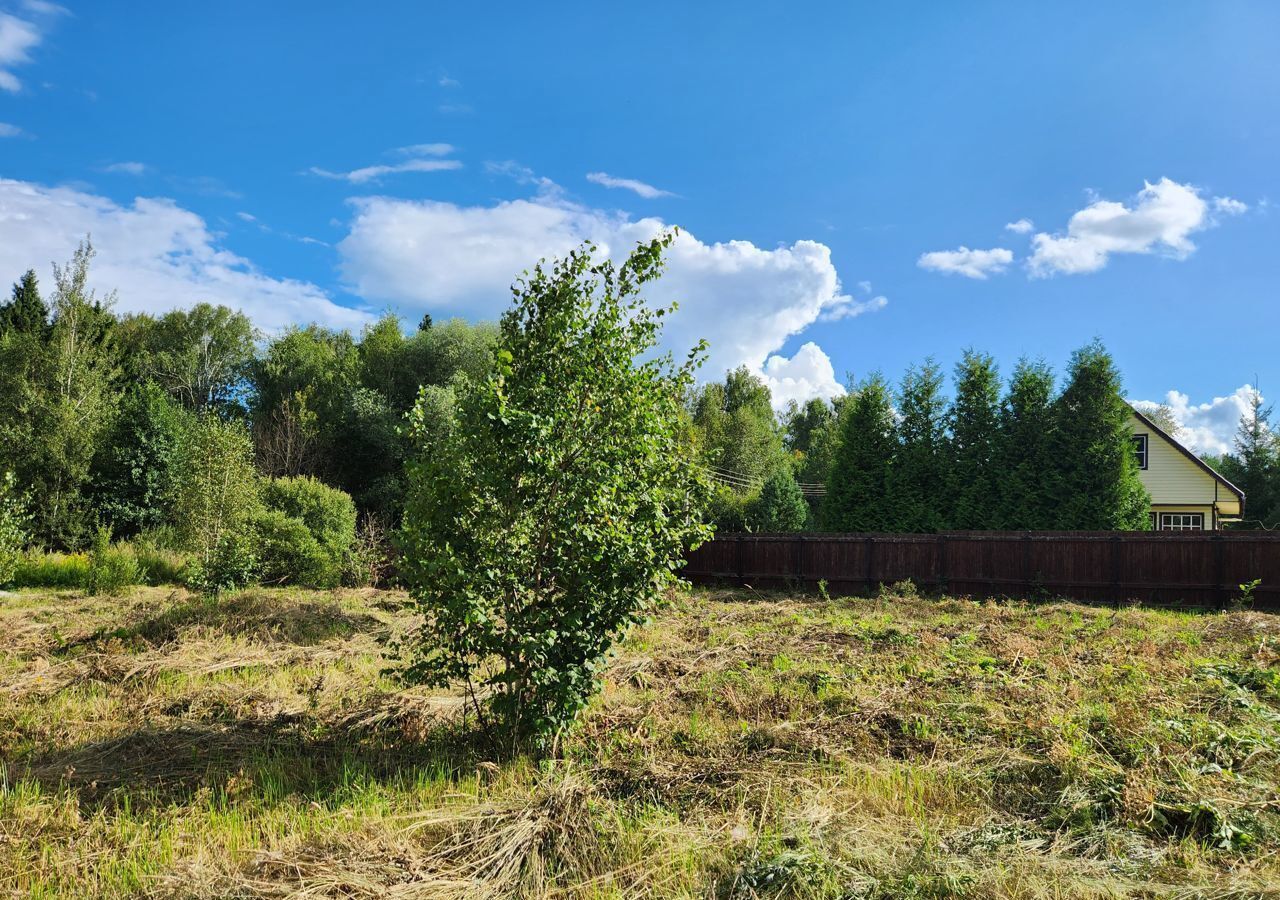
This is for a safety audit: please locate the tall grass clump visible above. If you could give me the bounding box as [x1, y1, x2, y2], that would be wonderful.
[85, 528, 142, 596]
[12, 550, 90, 588]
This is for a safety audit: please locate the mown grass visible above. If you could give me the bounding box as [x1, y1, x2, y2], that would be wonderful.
[1, 584, 1278, 898]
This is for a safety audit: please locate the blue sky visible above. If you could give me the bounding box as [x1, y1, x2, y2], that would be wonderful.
[2, 1, 1278, 452]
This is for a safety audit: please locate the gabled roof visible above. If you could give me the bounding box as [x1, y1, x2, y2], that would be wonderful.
[1128, 404, 1246, 507]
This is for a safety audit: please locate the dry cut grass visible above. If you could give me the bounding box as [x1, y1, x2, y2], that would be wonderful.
[1, 583, 1279, 898]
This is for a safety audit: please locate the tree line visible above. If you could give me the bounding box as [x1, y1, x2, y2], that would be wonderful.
[690, 344, 1165, 533]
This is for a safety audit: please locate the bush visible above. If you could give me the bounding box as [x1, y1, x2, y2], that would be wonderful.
[748, 470, 809, 532]
[256, 476, 356, 587]
[252, 508, 334, 587]
[0, 471, 29, 588]
[184, 533, 258, 596]
[261, 476, 357, 562]
[12, 551, 90, 588]
[343, 512, 393, 588]
[85, 528, 143, 597]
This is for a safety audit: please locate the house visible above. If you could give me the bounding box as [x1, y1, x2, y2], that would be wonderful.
[1127, 406, 1244, 530]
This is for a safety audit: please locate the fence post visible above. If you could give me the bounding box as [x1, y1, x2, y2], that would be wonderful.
[795, 534, 806, 583]
[736, 534, 745, 582]
[937, 533, 947, 591]
[1023, 531, 1033, 594]
[1213, 533, 1226, 609]
[865, 536, 875, 593]
[1110, 534, 1123, 606]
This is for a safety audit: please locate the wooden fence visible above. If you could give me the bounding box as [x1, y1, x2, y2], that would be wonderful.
[682, 531, 1280, 609]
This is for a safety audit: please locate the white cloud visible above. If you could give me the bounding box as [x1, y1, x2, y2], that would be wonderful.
[1213, 196, 1248, 215]
[309, 157, 462, 184]
[1005, 218, 1034, 234]
[917, 246, 1013, 279]
[0, 121, 24, 137]
[394, 142, 454, 157]
[820, 294, 887, 322]
[438, 75, 460, 88]
[337, 192, 878, 402]
[0, 178, 370, 332]
[21, 1, 69, 16]
[760, 342, 845, 408]
[0, 12, 41, 92]
[1027, 178, 1243, 277]
[1132, 385, 1260, 456]
[236, 211, 257, 222]
[102, 161, 147, 175]
[585, 172, 674, 199]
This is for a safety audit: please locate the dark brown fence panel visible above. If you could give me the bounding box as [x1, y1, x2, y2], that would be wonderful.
[683, 531, 1280, 610]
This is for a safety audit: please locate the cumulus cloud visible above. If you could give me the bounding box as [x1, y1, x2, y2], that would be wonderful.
[1005, 218, 1034, 234]
[1028, 178, 1244, 277]
[0, 12, 41, 92]
[585, 172, 674, 199]
[1132, 385, 1260, 456]
[0, 178, 370, 331]
[309, 145, 461, 184]
[337, 192, 879, 402]
[917, 246, 1013, 279]
[760, 342, 845, 408]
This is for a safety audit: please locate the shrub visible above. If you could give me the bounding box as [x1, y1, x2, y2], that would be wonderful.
[399, 236, 711, 751]
[344, 512, 393, 588]
[0, 471, 30, 587]
[12, 551, 90, 588]
[184, 532, 258, 596]
[252, 508, 334, 587]
[259, 476, 356, 587]
[85, 527, 143, 597]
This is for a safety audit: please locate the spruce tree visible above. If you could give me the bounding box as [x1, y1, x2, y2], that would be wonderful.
[0, 270, 48, 336]
[946, 350, 1001, 529]
[887, 359, 946, 532]
[1224, 387, 1279, 527]
[996, 359, 1058, 529]
[821, 375, 895, 532]
[749, 469, 809, 532]
[1052, 340, 1149, 530]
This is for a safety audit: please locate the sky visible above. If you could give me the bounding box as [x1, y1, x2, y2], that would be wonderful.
[1, 1, 1278, 455]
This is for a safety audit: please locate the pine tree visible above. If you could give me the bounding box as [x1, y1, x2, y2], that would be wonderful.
[887, 359, 946, 532]
[821, 375, 895, 532]
[946, 350, 1001, 529]
[749, 470, 809, 532]
[0, 270, 48, 336]
[996, 359, 1058, 529]
[1224, 387, 1279, 527]
[1052, 340, 1149, 530]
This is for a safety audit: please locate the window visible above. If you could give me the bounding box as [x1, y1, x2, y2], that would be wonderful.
[1132, 434, 1148, 470]
[1158, 512, 1204, 531]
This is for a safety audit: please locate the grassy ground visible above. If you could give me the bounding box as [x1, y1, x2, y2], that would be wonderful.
[1, 584, 1279, 899]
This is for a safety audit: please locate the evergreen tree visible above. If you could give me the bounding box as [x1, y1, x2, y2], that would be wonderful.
[887, 360, 946, 532]
[0, 270, 48, 336]
[996, 359, 1058, 529]
[749, 470, 809, 532]
[821, 375, 895, 532]
[946, 350, 1001, 529]
[1220, 387, 1279, 527]
[1052, 340, 1149, 530]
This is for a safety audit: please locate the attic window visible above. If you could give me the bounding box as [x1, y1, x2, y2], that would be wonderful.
[1132, 434, 1148, 470]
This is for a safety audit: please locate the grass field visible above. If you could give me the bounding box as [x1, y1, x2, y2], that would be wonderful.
[1, 584, 1279, 898]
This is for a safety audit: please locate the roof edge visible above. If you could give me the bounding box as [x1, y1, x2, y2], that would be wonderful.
[1128, 403, 1246, 505]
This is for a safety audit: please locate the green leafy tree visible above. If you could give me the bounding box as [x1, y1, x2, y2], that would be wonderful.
[399, 236, 711, 750]
[783, 397, 833, 455]
[946, 350, 1001, 530]
[7, 242, 123, 547]
[749, 469, 809, 532]
[146, 303, 257, 412]
[995, 359, 1059, 529]
[1052, 341, 1149, 529]
[173, 415, 261, 571]
[821, 374, 895, 532]
[0, 270, 48, 336]
[88, 382, 189, 537]
[0, 472, 30, 587]
[887, 360, 947, 532]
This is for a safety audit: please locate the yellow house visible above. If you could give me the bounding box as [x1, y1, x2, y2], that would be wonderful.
[1127, 406, 1244, 530]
